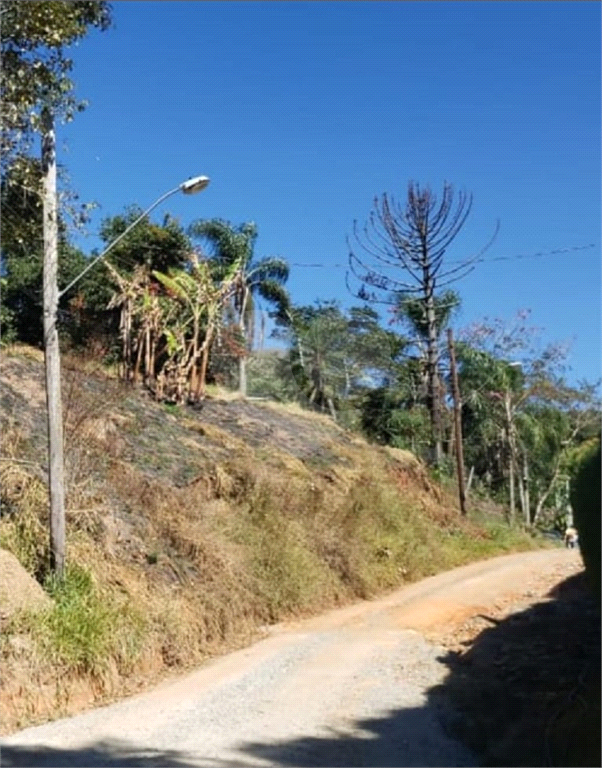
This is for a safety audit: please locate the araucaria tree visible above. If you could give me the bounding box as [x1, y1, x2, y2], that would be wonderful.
[348, 181, 497, 464]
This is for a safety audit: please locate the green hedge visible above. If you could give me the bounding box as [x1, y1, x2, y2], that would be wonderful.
[570, 439, 601, 598]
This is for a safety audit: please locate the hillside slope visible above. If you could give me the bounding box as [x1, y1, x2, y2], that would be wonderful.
[0, 346, 538, 733]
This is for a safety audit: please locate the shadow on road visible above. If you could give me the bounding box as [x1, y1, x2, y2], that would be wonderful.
[211, 705, 477, 767]
[215, 571, 600, 768]
[429, 570, 601, 767]
[0, 740, 198, 767]
[3, 573, 599, 768]
[1, 704, 477, 768]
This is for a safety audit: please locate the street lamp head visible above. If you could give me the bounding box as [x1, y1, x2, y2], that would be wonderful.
[180, 175, 210, 194]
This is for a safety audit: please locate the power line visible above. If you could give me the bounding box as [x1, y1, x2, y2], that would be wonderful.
[289, 243, 596, 269]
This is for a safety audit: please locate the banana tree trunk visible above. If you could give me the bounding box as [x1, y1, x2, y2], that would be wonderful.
[238, 286, 251, 397]
[195, 326, 215, 402]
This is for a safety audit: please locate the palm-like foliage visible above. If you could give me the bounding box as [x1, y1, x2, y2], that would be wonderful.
[455, 338, 600, 525]
[284, 302, 349, 418]
[153, 251, 243, 401]
[454, 343, 527, 518]
[188, 219, 290, 395]
[393, 289, 461, 347]
[275, 302, 410, 424]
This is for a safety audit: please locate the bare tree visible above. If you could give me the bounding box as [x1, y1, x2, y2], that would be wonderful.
[348, 181, 498, 464]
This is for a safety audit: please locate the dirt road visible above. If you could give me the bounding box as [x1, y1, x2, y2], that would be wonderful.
[1, 548, 583, 767]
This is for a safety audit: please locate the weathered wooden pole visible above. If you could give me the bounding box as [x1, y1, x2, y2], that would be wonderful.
[447, 328, 467, 515]
[41, 106, 66, 577]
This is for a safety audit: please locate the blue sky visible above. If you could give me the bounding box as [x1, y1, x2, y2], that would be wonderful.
[60, 1, 600, 384]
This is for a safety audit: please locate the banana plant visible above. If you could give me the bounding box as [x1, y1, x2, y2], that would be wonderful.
[153, 251, 244, 402]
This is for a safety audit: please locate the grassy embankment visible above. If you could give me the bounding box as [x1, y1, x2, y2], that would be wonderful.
[0, 344, 542, 733]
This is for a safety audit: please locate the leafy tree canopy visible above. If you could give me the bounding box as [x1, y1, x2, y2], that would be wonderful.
[99, 207, 192, 276]
[1, 0, 112, 163]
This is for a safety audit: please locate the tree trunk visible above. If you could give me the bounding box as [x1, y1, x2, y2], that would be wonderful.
[509, 454, 516, 524]
[134, 329, 144, 383]
[466, 465, 475, 495]
[447, 328, 466, 514]
[424, 277, 442, 465]
[517, 470, 526, 524]
[239, 356, 247, 398]
[144, 325, 151, 384]
[195, 326, 214, 401]
[523, 454, 531, 526]
[42, 107, 65, 578]
[533, 462, 562, 525]
[327, 396, 337, 422]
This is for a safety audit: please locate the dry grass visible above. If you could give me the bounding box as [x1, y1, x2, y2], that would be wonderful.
[1, 343, 44, 362]
[0, 347, 543, 734]
[261, 398, 348, 430]
[0, 455, 50, 579]
[62, 347, 120, 379]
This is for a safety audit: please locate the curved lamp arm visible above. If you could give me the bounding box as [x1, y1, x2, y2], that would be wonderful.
[58, 175, 210, 299]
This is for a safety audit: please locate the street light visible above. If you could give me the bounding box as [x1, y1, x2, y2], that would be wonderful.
[59, 175, 210, 299]
[41, 112, 210, 577]
[180, 175, 210, 195]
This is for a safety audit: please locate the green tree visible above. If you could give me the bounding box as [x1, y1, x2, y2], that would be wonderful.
[0, 158, 95, 345]
[360, 387, 430, 453]
[454, 343, 525, 514]
[1, 0, 112, 165]
[282, 302, 349, 419]
[76, 207, 194, 362]
[274, 301, 408, 425]
[188, 219, 290, 396]
[1, 1, 112, 346]
[243, 349, 294, 401]
[457, 312, 601, 525]
[100, 208, 192, 276]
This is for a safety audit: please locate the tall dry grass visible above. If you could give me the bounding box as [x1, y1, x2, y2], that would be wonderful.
[1, 351, 539, 733]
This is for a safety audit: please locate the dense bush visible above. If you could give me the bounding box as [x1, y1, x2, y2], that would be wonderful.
[570, 439, 601, 597]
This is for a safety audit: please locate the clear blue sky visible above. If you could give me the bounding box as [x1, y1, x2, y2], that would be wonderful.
[60, 1, 600, 384]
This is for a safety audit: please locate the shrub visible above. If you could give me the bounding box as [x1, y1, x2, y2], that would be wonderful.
[35, 564, 145, 676]
[570, 439, 601, 597]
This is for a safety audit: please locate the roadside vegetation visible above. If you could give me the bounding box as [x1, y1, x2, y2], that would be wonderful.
[1, 344, 543, 732]
[1, 1, 599, 748]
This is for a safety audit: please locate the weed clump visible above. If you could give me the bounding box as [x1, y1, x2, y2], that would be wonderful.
[33, 565, 145, 676]
[0, 460, 50, 581]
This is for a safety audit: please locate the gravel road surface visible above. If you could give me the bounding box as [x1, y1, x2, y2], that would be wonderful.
[1, 548, 579, 767]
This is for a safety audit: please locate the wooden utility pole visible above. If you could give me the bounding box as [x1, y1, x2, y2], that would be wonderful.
[447, 328, 467, 515]
[41, 106, 65, 577]
[503, 390, 517, 525]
